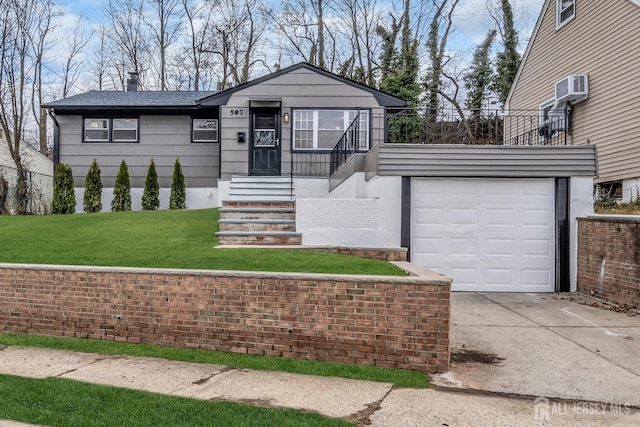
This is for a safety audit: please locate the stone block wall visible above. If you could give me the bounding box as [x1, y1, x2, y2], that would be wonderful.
[0, 264, 451, 372]
[577, 216, 640, 309]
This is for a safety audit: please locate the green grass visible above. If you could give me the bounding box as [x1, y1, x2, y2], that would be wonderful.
[0, 334, 430, 388]
[0, 209, 405, 275]
[0, 375, 354, 427]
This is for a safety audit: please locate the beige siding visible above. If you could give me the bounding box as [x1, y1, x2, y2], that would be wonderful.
[509, 1, 640, 183]
[58, 115, 220, 188]
[220, 68, 385, 179]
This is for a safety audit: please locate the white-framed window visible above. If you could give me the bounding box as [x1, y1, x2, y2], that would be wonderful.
[112, 118, 139, 142]
[292, 109, 369, 151]
[556, 0, 575, 29]
[84, 118, 110, 142]
[192, 118, 218, 142]
[538, 98, 555, 141]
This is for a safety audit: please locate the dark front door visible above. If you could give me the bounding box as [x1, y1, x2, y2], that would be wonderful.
[249, 109, 281, 175]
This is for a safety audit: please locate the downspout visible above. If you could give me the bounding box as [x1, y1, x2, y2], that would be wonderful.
[48, 109, 60, 168]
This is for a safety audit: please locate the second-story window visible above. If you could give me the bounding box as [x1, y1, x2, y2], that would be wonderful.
[556, 0, 575, 29]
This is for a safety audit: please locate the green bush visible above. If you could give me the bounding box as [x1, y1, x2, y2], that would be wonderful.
[169, 158, 186, 209]
[111, 160, 132, 212]
[83, 159, 103, 213]
[52, 163, 76, 214]
[142, 159, 160, 210]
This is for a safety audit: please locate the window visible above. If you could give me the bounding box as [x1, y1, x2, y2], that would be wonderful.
[192, 118, 218, 142]
[83, 118, 138, 142]
[112, 118, 138, 142]
[293, 110, 369, 151]
[556, 0, 575, 29]
[84, 118, 110, 142]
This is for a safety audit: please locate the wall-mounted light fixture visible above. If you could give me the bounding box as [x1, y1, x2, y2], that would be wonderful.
[283, 112, 290, 123]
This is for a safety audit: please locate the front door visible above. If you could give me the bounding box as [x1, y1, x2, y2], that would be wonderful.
[249, 109, 281, 175]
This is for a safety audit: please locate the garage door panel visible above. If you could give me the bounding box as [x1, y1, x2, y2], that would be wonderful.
[412, 178, 555, 292]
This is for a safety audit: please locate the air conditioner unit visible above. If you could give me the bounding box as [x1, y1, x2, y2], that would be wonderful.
[555, 75, 589, 103]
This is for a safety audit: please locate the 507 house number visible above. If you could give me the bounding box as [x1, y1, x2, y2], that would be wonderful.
[228, 109, 245, 116]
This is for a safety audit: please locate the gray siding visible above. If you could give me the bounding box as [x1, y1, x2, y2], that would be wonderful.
[219, 68, 386, 180]
[376, 144, 597, 178]
[57, 115, 220, 187]
[508, 1, 640, 183]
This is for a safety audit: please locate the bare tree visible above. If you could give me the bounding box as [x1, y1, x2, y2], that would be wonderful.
[60, 16, 90, 97]
[88, 25, 110, 90]
[30, 0, 58, 155]
[267, 0, 337, 70]
[424, 0, 460, 116]
[144, 0, 184, 90]
[103, 0, 151, 89]
[333, 0, 382, 86]
[206, 0, 269, 87]
[179, 0, 215, 90]
[0, 0, 52, 212]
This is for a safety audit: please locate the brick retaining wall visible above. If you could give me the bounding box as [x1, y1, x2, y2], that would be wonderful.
[0, 263, 451, 372]
[577, 216, 640, 310]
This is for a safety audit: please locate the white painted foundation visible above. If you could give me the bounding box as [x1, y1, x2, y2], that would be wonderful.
[73, 187, 218, 213]
[296, 173, 401, 247]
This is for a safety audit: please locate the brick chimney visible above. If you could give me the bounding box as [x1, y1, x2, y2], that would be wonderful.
[127, 72, 139, 92]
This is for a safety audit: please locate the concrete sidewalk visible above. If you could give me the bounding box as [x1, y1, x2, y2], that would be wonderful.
[1, 292, 640, 426]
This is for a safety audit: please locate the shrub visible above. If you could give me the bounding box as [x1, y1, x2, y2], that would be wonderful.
[52, 163, 76, 214]
[111, 160, 132, 211]
[142, 159, 160, 210]
[83, 159, 103, 213]
[169, 158, 186, 209]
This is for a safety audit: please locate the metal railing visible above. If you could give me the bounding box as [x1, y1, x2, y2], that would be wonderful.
[329, 113, 363, 175]
[290, 152, 331, 177]
[380, 108, 570, 146]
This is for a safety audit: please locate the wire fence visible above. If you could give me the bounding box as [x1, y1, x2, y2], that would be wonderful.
[0, 165, 53, 215]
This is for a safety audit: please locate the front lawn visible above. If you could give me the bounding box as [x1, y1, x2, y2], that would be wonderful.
[0, 209, 404, 275]
[0, 375, 354, 427]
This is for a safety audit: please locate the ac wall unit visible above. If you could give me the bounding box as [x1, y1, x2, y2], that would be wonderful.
[555, 75, 589, 103]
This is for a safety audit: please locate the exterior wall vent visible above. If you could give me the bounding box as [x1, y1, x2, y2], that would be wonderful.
[555, 75, 589, 103]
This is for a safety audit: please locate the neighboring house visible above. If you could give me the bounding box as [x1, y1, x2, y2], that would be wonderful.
[45, 62, 598, 294]
[506, 0, 640, 201]
[0, 131, 53, 214]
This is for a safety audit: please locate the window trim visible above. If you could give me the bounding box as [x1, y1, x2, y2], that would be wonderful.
[538, 97, 556, 142]
[556, 0, 576, 30]
[82, 117, 140, 143]
[83, 118, 110, 142]
[191, 118, 219, 143]
[291, 108, 371, 152]
[112, 118, 139, 142]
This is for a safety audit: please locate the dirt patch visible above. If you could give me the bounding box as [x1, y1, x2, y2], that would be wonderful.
[451, 349, 504, 365]
[552, 293, 638, 315]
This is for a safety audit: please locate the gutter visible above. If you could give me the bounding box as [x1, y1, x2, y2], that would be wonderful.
[47, 109, 60, 168]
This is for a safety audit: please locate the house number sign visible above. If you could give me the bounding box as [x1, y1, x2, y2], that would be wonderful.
[224, 108, 246, 117]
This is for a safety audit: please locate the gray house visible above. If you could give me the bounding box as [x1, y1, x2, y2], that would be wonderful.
[44, 63, 404, 210]
[45, 62, 599, 294]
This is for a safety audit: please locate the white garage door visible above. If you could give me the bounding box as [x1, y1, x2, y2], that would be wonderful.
[412, 178, 555, 292]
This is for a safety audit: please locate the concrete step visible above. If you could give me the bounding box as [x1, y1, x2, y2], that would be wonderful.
[231, 175, 292, 183]
[227, 193, 294, 201]
[222, 200, 295, 208]
[218, 219, 296, 232]
[219, 208, 295, 221]
[215, 231, 302, 246]
[228, 176, 295, 201]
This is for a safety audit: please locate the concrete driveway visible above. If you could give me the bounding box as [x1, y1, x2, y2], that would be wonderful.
[434, 292, 640, 406]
